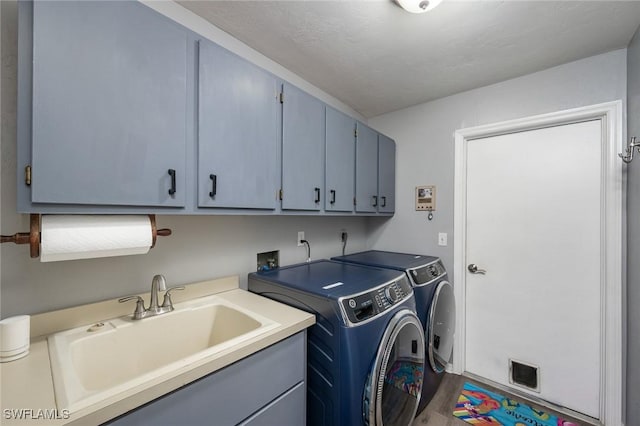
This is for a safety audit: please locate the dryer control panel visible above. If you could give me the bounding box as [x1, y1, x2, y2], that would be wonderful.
[409, 259, 447, 286]
[339, 276, 413, 326]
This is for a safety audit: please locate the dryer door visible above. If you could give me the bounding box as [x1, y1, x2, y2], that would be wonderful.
[363, 309, 425, 426]
[427, 280, 455, 373]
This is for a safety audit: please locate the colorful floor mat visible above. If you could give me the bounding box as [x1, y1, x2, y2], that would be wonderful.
[453, 382, 579, 426]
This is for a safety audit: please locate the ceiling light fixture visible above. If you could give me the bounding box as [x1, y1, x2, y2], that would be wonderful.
[395, 0, 443, 13]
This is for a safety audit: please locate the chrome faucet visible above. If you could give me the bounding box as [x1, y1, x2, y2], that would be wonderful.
[148, 274, 166, 315]
[119, 274, 185, 320]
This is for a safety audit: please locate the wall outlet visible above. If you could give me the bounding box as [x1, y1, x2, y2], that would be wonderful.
[438, 232, 448, 246]
[297, 231, 305, 246]
[341, 230, 348, 242]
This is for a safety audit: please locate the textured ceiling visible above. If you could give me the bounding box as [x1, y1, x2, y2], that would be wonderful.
[178, 1, 640, 118]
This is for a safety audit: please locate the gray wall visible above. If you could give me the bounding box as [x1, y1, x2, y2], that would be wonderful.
[367, 49, 627, 277]
[0, 1, 370, 317]
[626, 25, 640, 425]
[367, 48, 628, 422]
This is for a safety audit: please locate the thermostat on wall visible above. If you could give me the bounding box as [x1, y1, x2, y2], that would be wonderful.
[416, 186, 436, 211]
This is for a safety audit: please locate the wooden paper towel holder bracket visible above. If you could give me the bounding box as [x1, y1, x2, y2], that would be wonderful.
[0, 214, 40, 258]
[1, 214, 172, 258]
[149, 215, 172, 248]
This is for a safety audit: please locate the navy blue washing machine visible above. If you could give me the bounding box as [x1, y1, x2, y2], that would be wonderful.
[332, 251, 455, 415]
[248, 260, 425, 426]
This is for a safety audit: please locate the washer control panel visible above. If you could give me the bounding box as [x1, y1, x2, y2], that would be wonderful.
[340, 276, 413, 326]
[410, 259, 447, 285]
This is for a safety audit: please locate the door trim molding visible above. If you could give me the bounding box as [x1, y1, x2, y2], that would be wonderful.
[453, 101, 624, 425]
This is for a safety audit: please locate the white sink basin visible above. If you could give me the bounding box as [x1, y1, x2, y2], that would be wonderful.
[47, 294, 279, 412]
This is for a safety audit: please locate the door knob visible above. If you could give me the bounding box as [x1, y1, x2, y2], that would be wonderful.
[468, 264, 486, 274]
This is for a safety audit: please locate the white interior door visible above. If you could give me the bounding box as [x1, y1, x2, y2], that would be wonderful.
[464, 119, 602, 419]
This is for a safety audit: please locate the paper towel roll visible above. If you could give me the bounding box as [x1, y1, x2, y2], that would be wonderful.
[40, 215, 153, 262]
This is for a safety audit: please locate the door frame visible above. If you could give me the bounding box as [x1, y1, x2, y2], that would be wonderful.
[452, 101, 624, 425]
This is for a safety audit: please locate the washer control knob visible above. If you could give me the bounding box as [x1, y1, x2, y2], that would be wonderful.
[384, 287, 399, 303]
[348, 299, 357, 308]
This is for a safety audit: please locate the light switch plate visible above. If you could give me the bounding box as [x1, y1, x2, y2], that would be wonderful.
[438, 232, 447, 246]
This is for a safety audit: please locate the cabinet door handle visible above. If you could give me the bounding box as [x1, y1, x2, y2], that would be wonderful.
[381, 196, 386, 207]
[209, 174, 217, 198]
[330, 190, 336, 205]
[314, 187, 321, 203]
[168, 169, 176, 195]
[372, 195, 378, 207]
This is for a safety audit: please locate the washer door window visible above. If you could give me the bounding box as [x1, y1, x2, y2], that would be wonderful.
[428, 280, 455, 372]
[363, 310, 425, 426]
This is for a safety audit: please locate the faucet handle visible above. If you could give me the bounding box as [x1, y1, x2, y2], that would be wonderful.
[161, 286, 185, 309]
[118, 295, 146, 319]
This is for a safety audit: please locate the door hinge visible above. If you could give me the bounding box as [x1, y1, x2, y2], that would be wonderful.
[353, 197, 356, 206]
[25, 165, 32, 186]
[354, 128, 358, 138]
[279, 92, 284, 104]
[279, 189, 283, 200]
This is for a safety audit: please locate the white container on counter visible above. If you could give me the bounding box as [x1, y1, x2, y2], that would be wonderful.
[0, 315, 30, 362]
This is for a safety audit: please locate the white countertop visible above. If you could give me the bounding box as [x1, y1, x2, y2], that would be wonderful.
[0, 276, 315, 425]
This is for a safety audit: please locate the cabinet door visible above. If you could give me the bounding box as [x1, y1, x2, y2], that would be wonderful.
[198, 40, 279, 209]
[378, 134, 396, 213]
[31, 1, 187, 207]
[281, 83, 325, 211]
[355, 123, 378, 213]
[325, 108, 355, 212]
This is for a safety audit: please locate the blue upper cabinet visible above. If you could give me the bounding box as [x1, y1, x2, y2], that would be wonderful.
[377, 134, 396, 213]
[355, 123, 396, 214]
[325, 108, 355, 212]
[19, 1, 394, 216]
[29, 1, 188, 207]
[355, 122, 379, 213]
[281, 83, 325, 211]
[198, 40, 279, 209]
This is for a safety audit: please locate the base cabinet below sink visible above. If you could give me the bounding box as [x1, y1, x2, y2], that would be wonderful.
[103, 332, 306, 426]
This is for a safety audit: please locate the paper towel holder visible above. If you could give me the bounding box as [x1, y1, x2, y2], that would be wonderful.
[1, 214, 171, 258]
[0, 214, 40, 257]
[149, 215, 172, 248]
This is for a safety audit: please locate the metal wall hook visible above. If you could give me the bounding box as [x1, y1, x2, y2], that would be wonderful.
[619, 136, 640, 164]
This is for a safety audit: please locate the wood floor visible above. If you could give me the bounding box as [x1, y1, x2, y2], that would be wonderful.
[412, 373, 594, 426]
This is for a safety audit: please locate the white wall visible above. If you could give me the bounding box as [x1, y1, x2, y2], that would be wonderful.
[625, 25, 640, 425]
[367, 49, 627, 279]
[0, 1, 370, 317]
